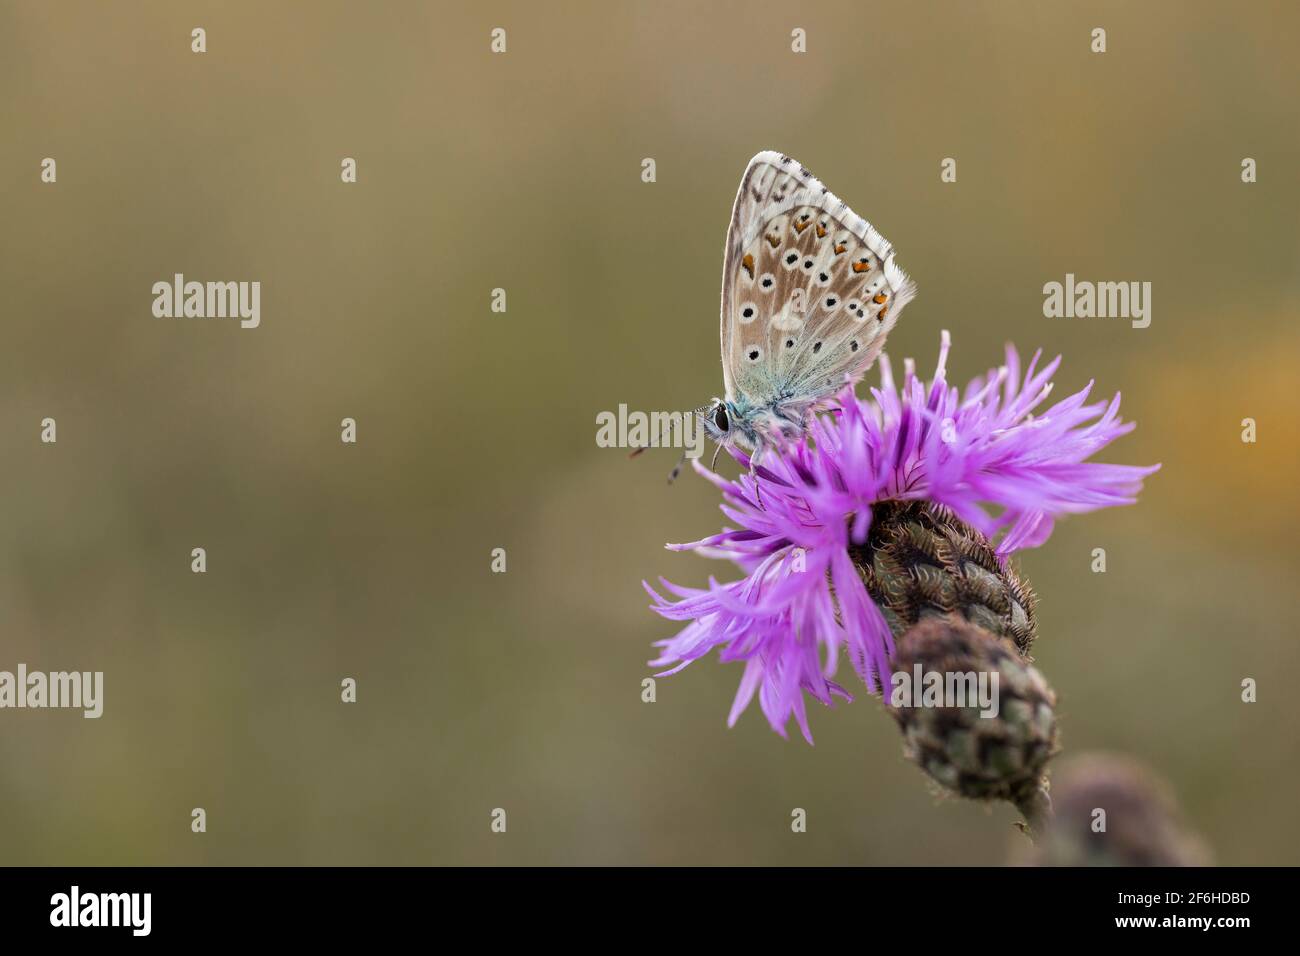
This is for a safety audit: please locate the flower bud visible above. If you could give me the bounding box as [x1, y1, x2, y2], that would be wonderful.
[1027, 753, 1211, 866]
[887, 616, 1057, 830]
[852, 500, 1037, 655]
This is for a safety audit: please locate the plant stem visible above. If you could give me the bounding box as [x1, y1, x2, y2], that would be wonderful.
[1013, 781, 1054, 843]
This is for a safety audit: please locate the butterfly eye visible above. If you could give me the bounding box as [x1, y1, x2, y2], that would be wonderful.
[713, 405, 730, 432]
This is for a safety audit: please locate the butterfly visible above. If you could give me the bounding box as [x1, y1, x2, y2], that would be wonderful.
[686, 150, 917, 478]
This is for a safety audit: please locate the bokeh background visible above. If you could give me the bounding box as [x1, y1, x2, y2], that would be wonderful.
[1, 0, 1297, 865]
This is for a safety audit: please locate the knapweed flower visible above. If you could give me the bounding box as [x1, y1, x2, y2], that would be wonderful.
[645, 332, 1158, 742]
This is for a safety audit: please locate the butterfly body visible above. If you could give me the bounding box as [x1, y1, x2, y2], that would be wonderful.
[697, 151, 917, 460]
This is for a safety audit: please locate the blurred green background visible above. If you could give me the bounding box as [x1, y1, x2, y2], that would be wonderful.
[1, 0, 1297, 865]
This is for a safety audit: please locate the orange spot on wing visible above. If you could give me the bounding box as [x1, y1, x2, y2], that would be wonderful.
[873, 293, 888, 304]
[834, 243, 847, 255]
[815, 224, 827, 238]
[742, 253, 754, 279]
[765, 233, 781, 248]
[877, 307, 888, 320]
[793, 219, 810, 233]
[852, 260, 872, 273]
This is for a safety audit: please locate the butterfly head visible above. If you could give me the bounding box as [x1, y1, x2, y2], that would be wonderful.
[699, 398, 735, 445]
[698, 398, 766, 457]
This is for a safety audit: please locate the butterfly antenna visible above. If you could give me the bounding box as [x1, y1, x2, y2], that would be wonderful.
[667, 403, 716, 484]
[666, 451, 688, 484]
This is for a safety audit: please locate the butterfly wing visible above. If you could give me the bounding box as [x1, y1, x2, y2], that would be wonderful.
[719, 151, 916, 417]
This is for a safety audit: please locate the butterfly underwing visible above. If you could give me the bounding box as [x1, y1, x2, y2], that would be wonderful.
[699, 150, 917, 458]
